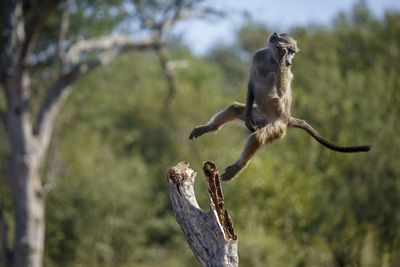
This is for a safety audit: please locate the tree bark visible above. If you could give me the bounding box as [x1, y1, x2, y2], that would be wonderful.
[9, 154, 45, 267]
[5, 84, 45, 267]
[167, 161, 238, 267]
[4, 72, 45, 267]
[2, 1, 44, 265]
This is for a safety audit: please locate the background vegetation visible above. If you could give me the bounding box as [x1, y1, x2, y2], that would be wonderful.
[1, 2, 399, 266]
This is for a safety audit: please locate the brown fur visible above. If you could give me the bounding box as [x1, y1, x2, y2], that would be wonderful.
[189, 33, 371, 181]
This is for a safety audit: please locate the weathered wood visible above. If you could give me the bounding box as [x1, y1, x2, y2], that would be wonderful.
[167, 161, 238, 267]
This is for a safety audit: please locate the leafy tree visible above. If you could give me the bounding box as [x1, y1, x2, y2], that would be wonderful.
[0, 1, 208, 266]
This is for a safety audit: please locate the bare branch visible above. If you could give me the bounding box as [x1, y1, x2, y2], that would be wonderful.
[65, 34, 158, 65]
[155, 46, 177, 107]
[132, 0, 195, 36]
[159, 5, 193, 34]
[58, 0, 74, 63]
[35, 37, 157, 157]
[167, 161, 238, 266]
[33, 60, 98, 156]
[3, 0, 25, 71]
[42, 131, 63, 194]
[203, 161, 237, 241]
[20, 0, 61, 65]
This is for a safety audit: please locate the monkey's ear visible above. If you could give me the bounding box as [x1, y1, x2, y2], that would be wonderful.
[294, 41, 300, 52]
[269, 32, 279, 43]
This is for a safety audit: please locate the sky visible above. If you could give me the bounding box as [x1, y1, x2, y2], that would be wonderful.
[173, 0, 400, 55]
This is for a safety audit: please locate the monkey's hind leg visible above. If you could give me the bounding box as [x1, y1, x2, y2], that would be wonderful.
[220, 133, 262, 181]
[221, 120, 287, 181]
[189, 102, 246, 139]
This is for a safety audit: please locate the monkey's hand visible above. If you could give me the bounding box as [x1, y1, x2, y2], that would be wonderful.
[277, 46, 288, 60]
[245, 116, 257, 133]
[189, 125, 209, 139]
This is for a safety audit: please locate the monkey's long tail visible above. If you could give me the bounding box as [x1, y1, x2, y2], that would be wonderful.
[288, 117, 371, 153]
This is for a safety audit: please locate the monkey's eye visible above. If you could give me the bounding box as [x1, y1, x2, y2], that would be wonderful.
[288, 48, 295, 54]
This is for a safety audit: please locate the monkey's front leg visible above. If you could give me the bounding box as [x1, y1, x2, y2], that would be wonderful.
[221, 132, 264, 181]
[245, 82, 258, 133]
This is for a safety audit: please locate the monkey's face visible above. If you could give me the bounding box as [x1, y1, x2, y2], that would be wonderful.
[268, 32, 299, 66]
[271, 44, 296, 67]
[284, 48, 296, 66]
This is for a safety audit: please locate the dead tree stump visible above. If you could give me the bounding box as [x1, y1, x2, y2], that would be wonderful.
[167, 161, 238, 267]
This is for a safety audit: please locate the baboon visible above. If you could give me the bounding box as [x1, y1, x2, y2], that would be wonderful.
[189, 32, 371, 181]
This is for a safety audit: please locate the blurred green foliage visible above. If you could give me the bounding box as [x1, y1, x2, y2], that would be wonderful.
[1, 2, 399, 267]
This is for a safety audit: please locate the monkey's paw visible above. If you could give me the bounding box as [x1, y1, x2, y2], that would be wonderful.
[245, 117, 257, 133]
[189, 125, 209, 139]
[220, 164, 242, 181]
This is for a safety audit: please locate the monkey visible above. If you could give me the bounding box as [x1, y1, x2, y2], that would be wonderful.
[189, 32, 371, 181]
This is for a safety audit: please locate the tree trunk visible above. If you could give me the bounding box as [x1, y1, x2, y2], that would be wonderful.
[0, 1, 198, 266]
[5, 73, 45, 267]
[9, 157, 45, 267]
[167, 161, 238, 267]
